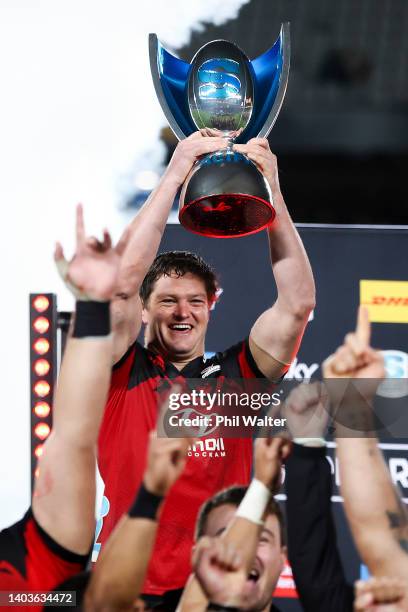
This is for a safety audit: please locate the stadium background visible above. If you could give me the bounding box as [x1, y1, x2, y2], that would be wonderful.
[1, 1, 407, 608]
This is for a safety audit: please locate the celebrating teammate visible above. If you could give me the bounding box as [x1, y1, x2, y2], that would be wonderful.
[177, 436, 291, 612]
[324, 307, 408, 580]
[96, 131, 315, 605]
[0, 205, 128, 596]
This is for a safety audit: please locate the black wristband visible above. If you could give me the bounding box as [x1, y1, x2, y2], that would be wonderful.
[128, 483, 163, 520]
[207, 605, 240, 611]
[72, 301, 111, 338]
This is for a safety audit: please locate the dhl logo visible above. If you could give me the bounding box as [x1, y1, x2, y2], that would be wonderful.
[360, 280, 408, 323]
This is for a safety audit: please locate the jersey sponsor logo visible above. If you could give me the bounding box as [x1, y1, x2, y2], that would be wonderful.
[188, 437, 226, 458]
[286, 357, 319, 380]
[377, 350, 408, 399]
[360, 280, 408, 323]
[201, 364, 221, 378]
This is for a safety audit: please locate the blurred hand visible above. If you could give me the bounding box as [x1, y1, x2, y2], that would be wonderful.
[233, 138, 281, 197]
[254, 436, 292, 493]
[323, 307, 385, 405]
[283, 381, 329, 440]
[143, 431, 192, 497]
[55, 204, 129, 301]
[193, 536, 259, 609]
[354, 577, 408, 611]
[163, 130, 228, 188]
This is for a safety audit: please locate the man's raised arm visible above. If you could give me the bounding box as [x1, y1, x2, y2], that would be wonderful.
[33, 205, 129, 555]
[323, 307, 408, 579]
[233, 139, 315, 380]
[111, 132, 228, 363]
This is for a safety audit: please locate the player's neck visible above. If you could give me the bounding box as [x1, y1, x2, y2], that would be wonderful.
[146, 340, 204, 371]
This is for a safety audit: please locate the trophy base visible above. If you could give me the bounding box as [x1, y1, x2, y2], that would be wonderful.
[179, 193, 275, 238]
[178, 151, 275, 238]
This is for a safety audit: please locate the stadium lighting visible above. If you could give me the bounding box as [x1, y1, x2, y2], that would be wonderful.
[34, 401, 51, 418]
[33, 316, 50, 334]
[32, 295, 50, 313]
[30, 293, 57, 490]
[34, 422, 51, 440]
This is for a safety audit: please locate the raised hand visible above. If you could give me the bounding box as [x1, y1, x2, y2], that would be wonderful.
[233, 138, 281, 197]
[254, 436, 292, 494]
[323, 307, 385, 381]
[283, 381, 329, 440]
[163, 130, 228, 188]
[143, 429, 192, 497]
[193, 536, 259, 610]
[55, 204, 129, 302]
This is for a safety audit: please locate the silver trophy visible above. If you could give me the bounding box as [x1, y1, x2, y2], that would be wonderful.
[150, 26, 290, 238]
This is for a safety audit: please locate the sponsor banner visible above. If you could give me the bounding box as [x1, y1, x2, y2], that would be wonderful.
[360, 280, 408, 323]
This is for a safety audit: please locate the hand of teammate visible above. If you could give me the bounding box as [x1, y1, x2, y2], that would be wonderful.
[163, 130, 228, 188]
[143, 431, 191, 497]
[254, 436, 292, 494]
[233, 138, 281, 197]
[354, 576, 408, 611]
[193, 536, 259, 609]
[282, 381, 329, 441]
[54, 204, 129, 302]
[323, 306, 385, 402]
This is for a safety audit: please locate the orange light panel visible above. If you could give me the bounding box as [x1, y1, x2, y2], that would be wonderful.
[34, 401, 50, 418]
[33, 316, 50, 334]
[34, 359, 50, 376]
[34, 380, 50, 398]
[34, 467, 40, 479]
[33, 296, 49, 312]
[34, 444, 43, 458]
[34, 422, 50, 440]
[33, 338, 49, 355]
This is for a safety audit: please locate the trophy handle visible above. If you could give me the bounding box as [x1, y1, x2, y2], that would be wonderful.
[245, 22, 291, 140]
[149, 34, 194, 140]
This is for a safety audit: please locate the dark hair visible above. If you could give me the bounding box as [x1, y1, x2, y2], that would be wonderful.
[195, 485, 286, 546]
[140, 251, 218, 304]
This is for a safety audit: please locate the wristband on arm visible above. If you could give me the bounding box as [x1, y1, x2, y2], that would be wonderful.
[72, 301, 111, 338]
[128, 483, 163, 520]
[235, 478, 271, 525]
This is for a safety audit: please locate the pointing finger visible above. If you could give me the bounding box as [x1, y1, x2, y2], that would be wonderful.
[75, 203, 86, 247]
[356, 306, 371, 347]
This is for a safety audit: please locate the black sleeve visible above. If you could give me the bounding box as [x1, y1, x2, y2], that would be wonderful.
[285, 444, 354, 612]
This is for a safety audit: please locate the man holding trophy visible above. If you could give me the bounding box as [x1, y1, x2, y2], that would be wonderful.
[96, 25, 315, 606]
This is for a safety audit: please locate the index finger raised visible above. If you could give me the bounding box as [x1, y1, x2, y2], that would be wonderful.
[356, 306, 371, 347]
[75, 203, 86, 247]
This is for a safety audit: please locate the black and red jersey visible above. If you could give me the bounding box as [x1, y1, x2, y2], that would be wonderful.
[97, 339, 264, 594]
[0, 509, 89, 608]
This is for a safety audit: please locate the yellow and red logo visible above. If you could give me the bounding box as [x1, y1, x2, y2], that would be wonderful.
[360, 280, 408, 323]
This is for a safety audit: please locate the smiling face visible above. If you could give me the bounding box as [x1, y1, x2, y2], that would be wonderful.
[203, 503, 286, 611]
[142, 272, 211, 364]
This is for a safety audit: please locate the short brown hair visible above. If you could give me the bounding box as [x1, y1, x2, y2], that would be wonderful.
[140, 251, 218, 305]
[195, 485, 286, 546]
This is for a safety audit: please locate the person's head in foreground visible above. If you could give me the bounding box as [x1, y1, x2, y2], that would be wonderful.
[195, 485, 287, 611]
[140, 251, 218, 362]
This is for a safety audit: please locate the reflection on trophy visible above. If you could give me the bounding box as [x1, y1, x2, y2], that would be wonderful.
[149, 26, 290, 238]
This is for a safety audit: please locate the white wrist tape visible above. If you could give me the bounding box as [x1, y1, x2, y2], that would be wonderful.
[55, 257, 91, 301]
[294, 437, 326, 448]
[235, 478, 271, 525]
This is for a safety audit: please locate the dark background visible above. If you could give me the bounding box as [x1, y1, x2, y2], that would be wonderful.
[130, 0, 408, 224]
